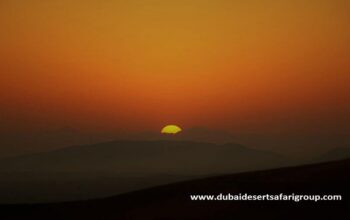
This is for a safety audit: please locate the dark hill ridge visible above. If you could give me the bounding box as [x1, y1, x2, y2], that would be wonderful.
[1, 159, 349, 219]
[130, 127, 237, 144]
[318, 147, 350, 162]
[0, 140, 291, 203]
[0, 140, 288, 174]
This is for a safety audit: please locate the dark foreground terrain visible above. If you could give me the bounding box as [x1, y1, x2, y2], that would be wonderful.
[1, 159, 349, 220]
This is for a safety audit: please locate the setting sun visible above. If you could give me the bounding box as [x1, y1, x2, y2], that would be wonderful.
[161, 125, 182, 134]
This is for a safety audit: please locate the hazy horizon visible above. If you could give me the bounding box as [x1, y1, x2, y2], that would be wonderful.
[0, 126, 349, 159]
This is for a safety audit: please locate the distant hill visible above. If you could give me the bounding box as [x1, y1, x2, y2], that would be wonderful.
[1, 159, 348, 219]
[0, 140, 290, 203]
[0, 140, 288, 174]
[318, 147, 350, 162]
[132, 127, 237, 144]
[0, 127, 110, 159]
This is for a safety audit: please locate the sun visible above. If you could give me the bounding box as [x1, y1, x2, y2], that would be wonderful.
[161, 125, 182, 134]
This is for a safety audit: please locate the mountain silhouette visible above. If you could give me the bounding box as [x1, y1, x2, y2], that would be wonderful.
[0, 140, 289, 203]
[0, 140, 287, 173]
[129, 127, 237, 143]
[0, 127, 110, 159]
[317, 147, 350, 162]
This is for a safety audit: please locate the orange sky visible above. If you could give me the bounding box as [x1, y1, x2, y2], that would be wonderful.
[1, 0, 349, 136]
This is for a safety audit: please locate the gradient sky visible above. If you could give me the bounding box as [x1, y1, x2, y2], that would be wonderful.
[1, 0, 349, 156]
